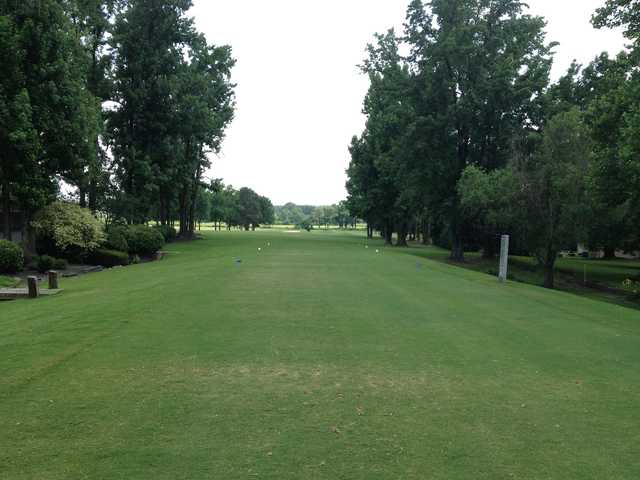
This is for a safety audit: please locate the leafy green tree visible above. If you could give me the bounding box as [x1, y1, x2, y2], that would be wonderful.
[67, 0, 119, 211]
[458, 165, 522, 256]
[347, 30, 414, 245]
[0, 1, 99, 243]
[258, 196, 275, 226]
[518, 110, 591, 288]
[593, 0, 640, 44]
[402, 0, 555, 259]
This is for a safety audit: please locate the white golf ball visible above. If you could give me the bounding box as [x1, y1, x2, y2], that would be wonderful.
[258, 248, 262, 251]
[376, 249, 380, 253]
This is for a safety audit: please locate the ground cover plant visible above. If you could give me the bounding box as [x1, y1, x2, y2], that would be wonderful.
[1, 230, 639, 479]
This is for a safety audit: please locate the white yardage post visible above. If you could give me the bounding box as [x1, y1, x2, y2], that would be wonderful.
[499, 235, 510, 283]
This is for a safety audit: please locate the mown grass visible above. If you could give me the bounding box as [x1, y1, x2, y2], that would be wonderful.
[0, 275, 19, 288]
[403, 244, 640, 309]
[1, 230, 639, 479]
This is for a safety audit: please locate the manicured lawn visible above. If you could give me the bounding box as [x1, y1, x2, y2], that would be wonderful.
[0, 275, 19, 288]
[1, 230, 639, 479]
[404, 245, 640, 309]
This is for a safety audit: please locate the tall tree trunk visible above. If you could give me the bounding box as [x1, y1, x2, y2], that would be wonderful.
[603, 245, 616, 260]
[1, 176, 11, 241]
[179, 187, 189, 238]
[543, 262, 555, 289]
[482, 234, 497, 259]
[23, 213, 37, 257]
[422, 219, 430, 245]
[384, 221, 393, 245]
[543, 247, 556, 289]
[396, 220, 408, 247]
[449, 213, 465, 261]
[88, 178, 98, 212]
[450, 239, 464, 261]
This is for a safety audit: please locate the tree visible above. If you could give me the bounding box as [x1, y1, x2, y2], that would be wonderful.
[108, 0, 235, 236]
[66, 0, 118, 211]
[0, 0, 99, 244]
[347, 30, 414, 246]
[520, 110, 591, 288]
[258, 196, 275, 226]
[403, 0, 555, 259]
[457, 165, 522, 256]
[593, 0, 640, 44]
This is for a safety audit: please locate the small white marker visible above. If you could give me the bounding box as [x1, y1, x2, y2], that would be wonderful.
[258, 247, 262, 252]
[376, 249, 380, 254]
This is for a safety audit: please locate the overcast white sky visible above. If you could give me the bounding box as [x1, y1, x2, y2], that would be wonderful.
[190, 0, 627, 206]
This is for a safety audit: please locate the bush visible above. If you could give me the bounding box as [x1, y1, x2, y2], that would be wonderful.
[104, 226, 129, 252]
[154, 225, 177, 243]
[123, 225, 165, 257]
[36, 255, 56, 273]
[0, 240, 23, 274]
[296, 219, 314, 232]
[53, 258, 68, 270]
[32, 201, 105, 260]
[88, 248, 130, 268]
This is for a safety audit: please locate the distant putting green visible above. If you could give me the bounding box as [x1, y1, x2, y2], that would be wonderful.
[1, 231, 639, 479]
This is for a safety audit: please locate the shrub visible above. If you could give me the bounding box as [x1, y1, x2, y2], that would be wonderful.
[0, 240, 24, 274]
[32, 201, 105, 259]
[104, 226, 129, 252]
[123, 225, 165, 257]
[53, 258, 68, 270]
[296, 219, 314, 232]
[36, 255, 56, 273]
[154, 225, 177, 243]
[623, 278, 640, 297]
[88, 248, 130, 268]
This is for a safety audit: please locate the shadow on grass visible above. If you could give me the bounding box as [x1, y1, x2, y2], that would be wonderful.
[397, 243, 640, 310]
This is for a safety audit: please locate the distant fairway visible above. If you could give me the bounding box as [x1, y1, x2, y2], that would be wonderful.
[1, 230, 639, 479]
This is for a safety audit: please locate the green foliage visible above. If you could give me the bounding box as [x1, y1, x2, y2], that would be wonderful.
[593, 0, 640, 43]
[123, 225, 165, 257]
[347, 0, 555, 254]
[0, 239, 23, 274]
[53, 257, 68, 271]
[623, 278, 640, 297]
[33, 255, 66, 273]
[32, 202, 105, 259]
[108, 0, 235, 236]
[0, 0, 101, 238]
[88, 248, 130, 268]
[35, 255, 56, 274]
[154, 225, 178, 243]
[104, 227, 129, 253]
[296, 219, 314, 232]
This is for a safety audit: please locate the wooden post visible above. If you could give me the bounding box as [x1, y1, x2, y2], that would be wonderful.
[27, 276, 39, 298]
[499, 235, 510, 283]
[48, 271, 59, 290]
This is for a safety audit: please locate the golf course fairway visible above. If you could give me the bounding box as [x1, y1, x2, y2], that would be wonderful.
[1, 230, 638, 479]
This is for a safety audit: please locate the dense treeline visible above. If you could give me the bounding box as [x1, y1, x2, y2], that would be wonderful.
[0, 0, 235, 244]
[346, 0, 640, 287]
[206, 182, 274, 231]
[275, 201, 357, 229]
